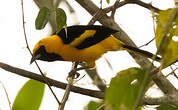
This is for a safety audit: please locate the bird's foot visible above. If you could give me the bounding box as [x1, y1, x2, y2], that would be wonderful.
[68, 67, 87, 79]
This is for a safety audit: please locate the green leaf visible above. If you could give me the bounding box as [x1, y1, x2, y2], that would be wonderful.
[84, 101, 103, 110]
[157, 104, 178, 110]
[106, 0, 110, 4]
[105, 67, 150, 110]
[155, 8, 178, 68]
[35, 7, 51, 30]
[12, 79, 45, 110]
[56, 8, 67, 34]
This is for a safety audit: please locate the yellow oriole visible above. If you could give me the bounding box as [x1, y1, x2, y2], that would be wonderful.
[30, 25, 161, 68]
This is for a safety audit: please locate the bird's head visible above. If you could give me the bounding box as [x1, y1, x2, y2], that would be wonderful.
[30, 35, 64, 64]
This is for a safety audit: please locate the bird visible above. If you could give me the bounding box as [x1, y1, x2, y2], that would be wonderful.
[30, 25, 161, 69]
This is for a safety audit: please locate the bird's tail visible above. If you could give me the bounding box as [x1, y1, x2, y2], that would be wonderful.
[101, 36, 161, 61]
[121, 44, 161, 61]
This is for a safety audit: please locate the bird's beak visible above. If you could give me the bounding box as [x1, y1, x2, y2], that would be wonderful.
[30, 54, 41, 64]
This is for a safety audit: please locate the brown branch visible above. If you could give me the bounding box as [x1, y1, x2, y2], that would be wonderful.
[103, 0, 161, 14]
[0, 62, 104, 99]
[111, 0, 120, 19]
[80, 63, 107, 92]
[88, 8, 103, 25]
[58, 62, 78, 110]
[127, 0, 161, 13]
[1, 62, 178, 106]
[0, 81, 12, 110]
[138, 37, 155, 48]
[142, 96, 169, 105]
[103, 0, 129, 13]
[169, 66, 178, 79]
[142, 94, 178, 106]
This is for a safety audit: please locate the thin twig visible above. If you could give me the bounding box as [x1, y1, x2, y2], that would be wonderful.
[103, 0, 128, 13]
[20, 0, 61, 105]
[74, 74, 86, 84]
[167, 66, 178, 79]
[111, 0, 120, 19]
[104, 56, 113, 70]
[139, 11, 156, 48]
[0, 81, 12, 110]
[58, 62, 79, 110]
[80, 63, 107, 91]
[103, 0, 161, 14]
[96, 103, 105, 110]
[88, 8, 103, 25]
[138, 38, 155, 48]
[127, 0, 161, 13]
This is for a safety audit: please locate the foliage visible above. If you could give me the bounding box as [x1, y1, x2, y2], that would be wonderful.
[155, 8, 178, 68]
[12, 79, 45, 110]
[35, 7, 51, 30]
[104, 67, 150, 110]
[56, 8, 67, 34]
[35, 7, 67, 33]
[84, 101, 103, 110]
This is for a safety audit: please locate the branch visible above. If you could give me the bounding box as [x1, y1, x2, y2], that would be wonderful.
[1, 62, 178, 106]
[142, 94, 178, 106]
[138, 37, 155, 48]
[84, 68, 107, 91]
[103, 0, 161, 13]
[0, 62, 104, 99]
[88, 8, 103, 25]
[0, 81, 12, 110]
[127, 0, 161, 13]
[152, 68, 177, 94]
[110, 0, 120, 19]
[58, 62, 78, 110]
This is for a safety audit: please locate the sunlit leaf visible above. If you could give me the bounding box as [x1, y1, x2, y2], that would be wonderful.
[12, 79, 45, 110]
[105, 67, 150, 110]
[84, 101, 103, 110]
[157, 104, 178, 110]
[35, 7, 51, 30]
[56, 8, 67, 34]
[155, 8, 178, 68]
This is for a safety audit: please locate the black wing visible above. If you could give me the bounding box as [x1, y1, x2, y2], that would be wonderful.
[56, 25, 118, 49]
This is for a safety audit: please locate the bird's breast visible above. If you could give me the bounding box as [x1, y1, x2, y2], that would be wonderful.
[59, 44, 106, 62]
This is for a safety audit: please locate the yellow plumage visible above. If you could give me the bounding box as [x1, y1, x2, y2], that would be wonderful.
[33, 34, 124, 68]
[31, 25, 161, 68]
